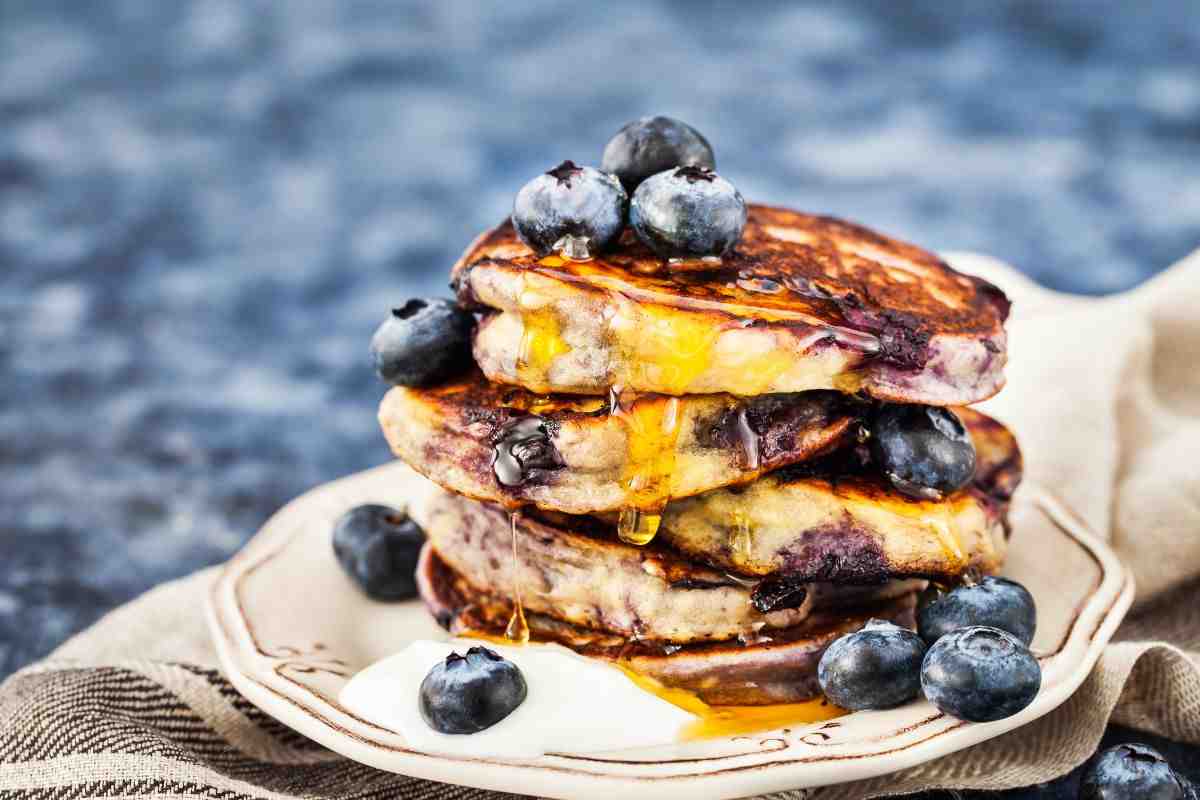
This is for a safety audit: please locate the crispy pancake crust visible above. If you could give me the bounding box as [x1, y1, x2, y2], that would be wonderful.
[380, 368, 858, 514]
[418, 544, 918, 705]
[411, 486, 926, 645]
[657, 407, 1021, 582]
[453, 205, 1009, 403]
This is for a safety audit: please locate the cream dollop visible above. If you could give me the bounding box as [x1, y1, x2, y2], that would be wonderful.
[339, 639, 695, 758]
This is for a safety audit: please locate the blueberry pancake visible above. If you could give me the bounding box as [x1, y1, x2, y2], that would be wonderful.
[410, 484, 927, 645]
[380, 368, 860, 514]
[453, 205, 1009, 405]
[417, 542, 919, 706]
[655, 407, 1020, 581]
[367, 116, 1024, 722]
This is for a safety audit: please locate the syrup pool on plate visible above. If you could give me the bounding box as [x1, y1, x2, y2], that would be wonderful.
[338, 639, 846, 759]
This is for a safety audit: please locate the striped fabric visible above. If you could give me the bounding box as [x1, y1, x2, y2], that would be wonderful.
[0, 662, 528, 800]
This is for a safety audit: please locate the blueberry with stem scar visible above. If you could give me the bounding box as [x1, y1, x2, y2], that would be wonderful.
[419, 646, 528, 734]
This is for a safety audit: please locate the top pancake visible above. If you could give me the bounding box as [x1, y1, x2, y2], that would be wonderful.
[453, 204, 1010, 404]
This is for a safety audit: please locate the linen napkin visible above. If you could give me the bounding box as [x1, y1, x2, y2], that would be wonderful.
[2, 249, 1199, 800]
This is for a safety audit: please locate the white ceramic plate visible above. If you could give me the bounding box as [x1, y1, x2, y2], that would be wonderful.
[207, 462, 1133, 800]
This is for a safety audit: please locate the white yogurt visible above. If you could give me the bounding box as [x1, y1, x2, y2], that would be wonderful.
[339, 639, 696, 758]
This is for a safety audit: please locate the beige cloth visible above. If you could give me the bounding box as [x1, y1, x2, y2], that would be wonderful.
[2, 250, 1199, 799]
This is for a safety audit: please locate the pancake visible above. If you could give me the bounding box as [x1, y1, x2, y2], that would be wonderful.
[655, 407, 1021, 583]
[453, 205, 1009, 404]
[380, 368, 859, 514]
[412, 486, 926, 645]
[417, 544, 919, 706]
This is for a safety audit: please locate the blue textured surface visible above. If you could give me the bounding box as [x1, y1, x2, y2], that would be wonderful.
[2, 2, 1199, 794]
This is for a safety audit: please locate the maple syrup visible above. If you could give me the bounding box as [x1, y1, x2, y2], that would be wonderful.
[504, 511, 530, 645]
[617, 667, 845, 740]
[515, 262, 572, 388]
[729, 507, 754, 561]
[517, 309, 570, 386]
[610, 389, 682, 546]
[733, 406, 761, 470]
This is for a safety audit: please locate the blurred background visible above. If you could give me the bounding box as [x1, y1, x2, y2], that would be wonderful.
[2, 0, 1199, 676]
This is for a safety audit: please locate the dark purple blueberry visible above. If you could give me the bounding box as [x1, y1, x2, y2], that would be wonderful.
[491, 416, 564, 487]
[419, 646, 528, 734]
[920, 626, 1040, 722]
[817, 619, 927, 710]
[869, 404, 976, 499]
[512, 160, 627, 258]
[629, 166, 747, 259]
[1080, 744, 1190, 800]
[600, 116, 716, 192]
[370, 298, 474, 388]
[332, 504, 424, 601]
[918, 576, 1037, 647]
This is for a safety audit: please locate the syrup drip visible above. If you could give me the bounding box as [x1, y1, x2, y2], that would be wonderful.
[888, 493, 969, 573]
[517, 310, 570, 387]
[733, 406, 761, 471]
[928, 511, 968, 573]
[504, 511, 530, 645]
[610, 389, 682, 546]
[553, 234, 593, 262]
[618, 667, 845, 740]
[729, 508, 754, 563]
[516, 266, 572, 388]
[498, 392, 606, 415]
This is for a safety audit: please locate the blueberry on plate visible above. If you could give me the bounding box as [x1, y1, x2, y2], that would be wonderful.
[419, 646, 528, 734]
[1080, 744, 1191, 800]
[331, 504, 424, 601]
[370, 299, 474, 388]
[918, 576, 1037, 646]
[869, 404, 977, 499]
[817, 619, 927, 710]
[512, 160, 627, 259]
[629, 166, 747, 259]
[601, 116, 716, 192]
[920, 625, 1040, 722]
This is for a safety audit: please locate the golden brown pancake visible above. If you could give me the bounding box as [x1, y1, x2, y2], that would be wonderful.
[417, 543, 918, 706]
[454, 205, 1009, 404]
[411, 485, 927, 645]
[655, 407, 1021, 582]
[380, 368, 859, 514]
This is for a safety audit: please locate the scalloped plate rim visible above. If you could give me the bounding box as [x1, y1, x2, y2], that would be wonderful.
[206, 461, 1134, 800]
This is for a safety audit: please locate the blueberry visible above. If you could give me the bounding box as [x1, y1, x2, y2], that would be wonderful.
[920, 626, 1040, 722]
[370, 299, 474, 387]
[1080, 744, 1190, 800]
[629, 166, 747, 259]
[512, 160, 627, 258]
[918, 576, 1037, 647]
[601, 116, 716, 192]
[419, 646, 528, 734]
[869, 404, 976, 499]
[331, 504, 424, 601]
[817, 619, 927, 710]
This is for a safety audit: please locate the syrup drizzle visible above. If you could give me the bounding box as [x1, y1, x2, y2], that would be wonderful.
[515, 265, 572, 389]
[609, 388, 682, 546]
[617, 667, 845, 740]
[887, 492, 970, 573]
[733, 405, 761, 471]
[517, 309, 569, 387]
[729, 507, 754, 563]
[504, 511, 530, 645]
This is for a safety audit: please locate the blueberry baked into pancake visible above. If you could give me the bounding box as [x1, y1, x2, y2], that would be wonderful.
[343, 116, 1040, 736]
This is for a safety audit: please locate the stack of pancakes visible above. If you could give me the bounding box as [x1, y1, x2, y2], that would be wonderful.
[383, 205, 1021, 705]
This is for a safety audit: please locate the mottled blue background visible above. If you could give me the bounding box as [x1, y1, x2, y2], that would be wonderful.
[2, 1, 1199, 794]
